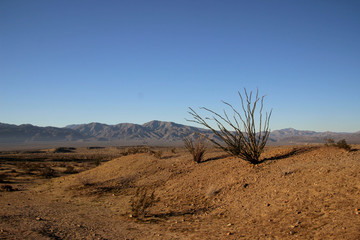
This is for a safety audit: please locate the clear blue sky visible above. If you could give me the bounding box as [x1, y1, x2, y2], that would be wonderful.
[1, 0, 359, 132]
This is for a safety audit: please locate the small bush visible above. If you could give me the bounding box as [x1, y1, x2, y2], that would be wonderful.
[0, 173, 7, 183]
[336, 139, 351, 151]
[63, 165, 77, 174]
[18, 162, 41, 174]
[183, 135, 206, 163]
[130, 186, 159, 218]
[123, 147, 150, 156]
[153, 150, 163, 159]
[40, 166, 56, 178]
[0, 185, 17, 192]
[324, 138, 335, 146]
[95, 159, 102, 166]
[325, 138, 351, 151]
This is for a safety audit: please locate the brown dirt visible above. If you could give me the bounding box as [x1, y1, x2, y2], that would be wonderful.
[1, 145, 360, 239]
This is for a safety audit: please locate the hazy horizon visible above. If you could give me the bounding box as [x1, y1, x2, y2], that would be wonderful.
[1, 119, 359, 134]
[1, 1, 359, 132]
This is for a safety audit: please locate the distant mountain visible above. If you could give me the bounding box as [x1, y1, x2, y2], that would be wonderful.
[1, 121, 359, 147]
[269, 128, 360, 144]
[0, 123, 84, 143]
[65, 120, 211, 142]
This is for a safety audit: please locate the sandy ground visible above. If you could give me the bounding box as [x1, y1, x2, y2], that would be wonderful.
[1, 145, 360, 239]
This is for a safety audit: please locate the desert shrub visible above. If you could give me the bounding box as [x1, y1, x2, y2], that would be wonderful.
[95, 159, 101, 166]
[17, 162, 41, 174]
[0, 173, 7, 183]
[187, 89, 272, 164]
[0, 185, 17, 192]
[325, 138, 351, 151]
[63, 165, 77, 174]
[153, 150, 163, 159]
[130, 186, 159, 218]
[123, 147, 150, 156]
[183, 135, 206, 163]
[324, 138, 335, 146]
[336, 139, 351, 151]
[40, 166, 56, 178]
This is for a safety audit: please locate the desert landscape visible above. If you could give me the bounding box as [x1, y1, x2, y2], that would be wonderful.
[2, 1, 360, 239]
[1, 144, 359, 239]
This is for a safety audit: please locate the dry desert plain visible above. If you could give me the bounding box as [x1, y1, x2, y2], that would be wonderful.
[0, 145, 360, 239]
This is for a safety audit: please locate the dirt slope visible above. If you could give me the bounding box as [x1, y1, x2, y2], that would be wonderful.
[1, 146, 360, 239]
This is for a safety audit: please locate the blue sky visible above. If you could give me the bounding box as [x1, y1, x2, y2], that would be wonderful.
[1, 0, 359, 132]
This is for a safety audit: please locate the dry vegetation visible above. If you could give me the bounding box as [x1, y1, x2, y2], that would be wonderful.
[188, 89, 271, 164]
[1, 144, 360, 239]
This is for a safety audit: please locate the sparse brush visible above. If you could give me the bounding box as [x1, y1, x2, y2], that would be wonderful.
[95, 159, 101, 166]
[0, 173, 7, 183]
[325, 138, 351, 151]
[183, 135, 206, 163]
[187, 88, 272, 164]
[63, 165, 77, 174]
[336, 139, 351, 151]
[40, 166, 56, 178]
[153, 150, 163, 159]
[123, 147, 150, 156]
[324, 138, 335, 146]
[0, 184, 17, 192]
[130, 186, 159, 218]
[77, 175, 93, 187]
[18, 162, 41, 174]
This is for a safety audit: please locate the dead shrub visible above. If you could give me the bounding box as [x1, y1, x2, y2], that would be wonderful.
[130, 186, 159, 218]
[183, 135, 206, 163]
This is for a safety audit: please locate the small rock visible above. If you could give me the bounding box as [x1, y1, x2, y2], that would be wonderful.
[355, 209, 360, 215]
[227, 223, 233, 226]
[227, 232, 232, 236]
[36, 217, 42, 221]
[129, 214, 133, 218]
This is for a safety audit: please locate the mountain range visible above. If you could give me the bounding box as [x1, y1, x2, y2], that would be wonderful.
[1, 121, 359, 148]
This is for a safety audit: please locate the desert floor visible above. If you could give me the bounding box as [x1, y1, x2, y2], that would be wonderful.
[1, 145, 360, 239]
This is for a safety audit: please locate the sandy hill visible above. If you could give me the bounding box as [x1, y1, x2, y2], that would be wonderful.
[3, 145, 356, 239]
